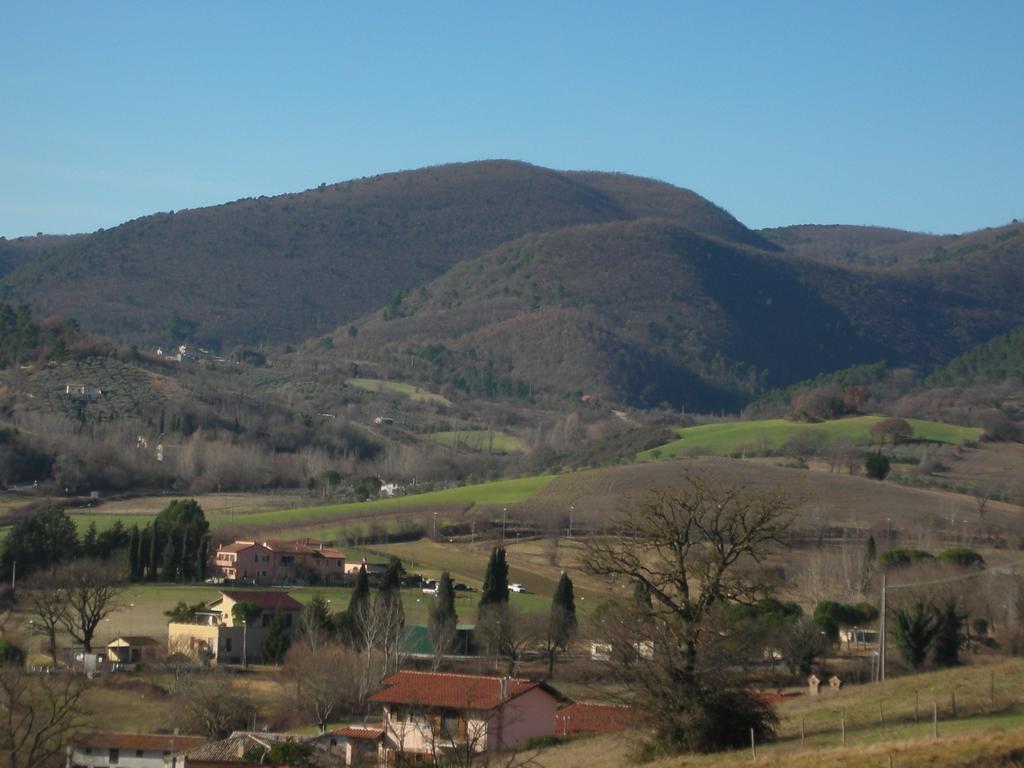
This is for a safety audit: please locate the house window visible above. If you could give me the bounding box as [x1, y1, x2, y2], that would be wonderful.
[263, 613, 273, 627]
[225, 638, 233, 652]
[441, 710, 461, 740]
[136, 749, 145, 757]
[109, 748, 119, 763]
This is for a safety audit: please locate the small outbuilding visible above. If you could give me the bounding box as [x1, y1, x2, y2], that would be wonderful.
[106, 635, 162, 666]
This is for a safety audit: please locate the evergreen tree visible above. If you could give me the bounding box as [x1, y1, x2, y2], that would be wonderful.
[1, 505, 80, 580]
[933, 598, 966, 667]
[348, 564, 371, 648]
[299, 593, 334, 649]
[81, 522, 99, 557]
[428, 571, 458, 666]
[161, 537, 178, 582]
[263, 609, 291, 664]
[179, 527, 192, 583]
[547, 571, 577, 676]
[478, 547, 511, 658]
[197, 535, 209, 581]
[891, 602, 939, 670]
[480, 547, 510, 607]
[146, 525, 158, 582]
[128, 524, 141, 582]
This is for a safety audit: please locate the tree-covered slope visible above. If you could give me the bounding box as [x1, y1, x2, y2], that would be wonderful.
[0, 161, 765, 348]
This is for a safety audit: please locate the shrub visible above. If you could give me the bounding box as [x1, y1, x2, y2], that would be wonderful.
[937, 547, 985, 568]
[864, 451, 891, 479]
[878, 548, 935, 569]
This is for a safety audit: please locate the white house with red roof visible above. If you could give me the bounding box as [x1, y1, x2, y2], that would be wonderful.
[166, 590, 303, 665]
[366, 671, 561, 764]
[68, 731, 206, 767]
[214, 538, 346, 585]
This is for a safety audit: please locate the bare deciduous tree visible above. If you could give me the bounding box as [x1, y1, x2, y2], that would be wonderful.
[57, 559, 123, 653]
[285, 643, 362, 733]
[0, 664, 85, 768]
[24, 572, 68, 666]
[581, 474, 791, 754]
[172, 670, 255, 738]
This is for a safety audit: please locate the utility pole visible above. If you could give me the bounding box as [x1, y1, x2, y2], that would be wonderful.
[880, 572, 887, 681]
[242, 620, 248, 670]
[568, 505, 574, 538]
[502, 507, 507, 545]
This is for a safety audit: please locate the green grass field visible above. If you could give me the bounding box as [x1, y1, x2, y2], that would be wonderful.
[64, 475, 554, 535]
[428, 430, 526, 453]
[347, 377, 452, 405]
[638, 416, 982, 460]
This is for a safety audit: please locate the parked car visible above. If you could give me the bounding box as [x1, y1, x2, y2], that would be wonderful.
[453, 582, 471, 591]
[509, 583, 526, 593]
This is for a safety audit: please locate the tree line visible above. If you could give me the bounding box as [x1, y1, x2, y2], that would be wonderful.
[1, 499, 210, 584]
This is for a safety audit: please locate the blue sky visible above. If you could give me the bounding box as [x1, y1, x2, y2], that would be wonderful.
[2, 1, 1022, 238]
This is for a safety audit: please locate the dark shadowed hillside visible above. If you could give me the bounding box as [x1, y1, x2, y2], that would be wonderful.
[308, 217, 1024, 410]
[0, 161, 764, 348]
[0, 234, 84, 278]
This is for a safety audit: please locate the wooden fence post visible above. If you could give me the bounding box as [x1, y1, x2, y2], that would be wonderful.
[933, 702, 938, 739]
[879, 700, 885, 728]
[914, 689, 919, 723]
[800, 716, 805, 745]
[841, 711, 846, 748]
[750, 727, 756, 761]
[951, 687, 957, 718]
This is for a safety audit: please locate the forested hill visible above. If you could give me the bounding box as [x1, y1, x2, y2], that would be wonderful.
[926, 325, 1024, 387]
[0, 160, 769, 348]
[300, 217, 1024, 410]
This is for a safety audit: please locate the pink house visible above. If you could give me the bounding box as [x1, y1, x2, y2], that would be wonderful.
[366, 671, 561, 765]
[214, 538, 346, 585]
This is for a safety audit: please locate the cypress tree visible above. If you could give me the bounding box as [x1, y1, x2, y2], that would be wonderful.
[933, 598, 966, 667]
[180, 527, 191, 582]
[161, 537, 177, 582]
[480, 547, 509, 607]
[197, 535, 209, 581]
[128, 524, 141, 582]
[147, 525, 158, 582]
[547, 571, 578, 676]
[429, 571, 458, 663]
[348, 564, 371, 647]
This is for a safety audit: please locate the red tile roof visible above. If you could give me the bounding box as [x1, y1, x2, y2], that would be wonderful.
[218, 591, 304, 611]
[217, 541, 258, 554]
[554, 703, 637, 736]
[332, 725, 385, 740]
[73, 732, 207, 752]
[369, 671, 557, 711]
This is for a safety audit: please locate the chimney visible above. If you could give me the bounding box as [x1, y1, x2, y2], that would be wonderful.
[499, 676, 509, 701]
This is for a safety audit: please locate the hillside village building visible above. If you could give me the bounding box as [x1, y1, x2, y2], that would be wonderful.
[366, 671, 561, 764]
[214, 538, 346, 584]
[167, 590, 302, 664]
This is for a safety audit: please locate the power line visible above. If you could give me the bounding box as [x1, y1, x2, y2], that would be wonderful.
[886, 559, 1024, 591]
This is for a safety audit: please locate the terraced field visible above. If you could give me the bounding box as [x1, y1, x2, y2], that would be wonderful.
[638, 416, 981, 460]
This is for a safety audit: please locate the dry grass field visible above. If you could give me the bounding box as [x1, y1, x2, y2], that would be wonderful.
[526, 455, 1024, 543]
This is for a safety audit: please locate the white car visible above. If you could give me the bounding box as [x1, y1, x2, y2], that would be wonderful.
[509, 583, 526, 593]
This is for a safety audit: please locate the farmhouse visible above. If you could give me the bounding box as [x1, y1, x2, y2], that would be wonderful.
[167, 590, 302, 664]
[367, 671, 561, 764]
[68, 732, 206, 768]
[214, 538, 346, 585]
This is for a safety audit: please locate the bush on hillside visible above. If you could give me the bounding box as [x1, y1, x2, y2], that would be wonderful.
[937, 547, 986, 569]
[864, 451, 891, 479]
[878, 548, 935, 569]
